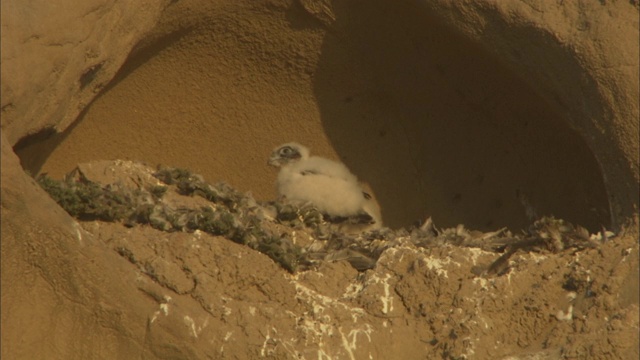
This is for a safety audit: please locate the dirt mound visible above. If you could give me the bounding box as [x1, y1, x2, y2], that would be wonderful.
[9, 159, 638, 359]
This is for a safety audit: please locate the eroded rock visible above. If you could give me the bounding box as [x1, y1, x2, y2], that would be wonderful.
[17, 159, 638, 359]
[1, 1, 638, 359]
[1, 0, 169, 144]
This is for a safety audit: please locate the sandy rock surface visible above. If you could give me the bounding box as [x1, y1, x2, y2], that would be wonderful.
[11, 0, 637, 233]
[1, 0, 169, 144]
[1, 0, 639, 359]
[4, 158, 639, 359]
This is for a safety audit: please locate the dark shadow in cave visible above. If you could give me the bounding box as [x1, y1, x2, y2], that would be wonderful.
[310, 0, 610, 232]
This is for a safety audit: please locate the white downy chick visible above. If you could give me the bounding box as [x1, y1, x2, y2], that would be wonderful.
[268, 142, 382, 230]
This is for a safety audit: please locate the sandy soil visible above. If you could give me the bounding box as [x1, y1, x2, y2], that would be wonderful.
[9, 159, 638, 359]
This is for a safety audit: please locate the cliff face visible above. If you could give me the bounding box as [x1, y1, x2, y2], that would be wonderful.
[1, 0, 170, 144]
[2, 1, 638, 359]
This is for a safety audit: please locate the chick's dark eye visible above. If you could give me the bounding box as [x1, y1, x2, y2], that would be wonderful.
[280, 147, 293, 155]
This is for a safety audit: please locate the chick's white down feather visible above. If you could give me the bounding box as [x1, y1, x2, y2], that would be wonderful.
[268, 142, 381, 226]
[277, 165, 365, 217]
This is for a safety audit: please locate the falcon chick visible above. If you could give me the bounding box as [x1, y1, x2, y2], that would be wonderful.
[268, 142, 381, 230]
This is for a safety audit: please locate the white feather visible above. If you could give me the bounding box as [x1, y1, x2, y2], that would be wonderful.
[293, 156, 358, 183]
[268, 142, 383, 231]
[277, 165, 365, 216]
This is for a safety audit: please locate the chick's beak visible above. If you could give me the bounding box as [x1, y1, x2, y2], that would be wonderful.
[267, 156, 280, 167]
